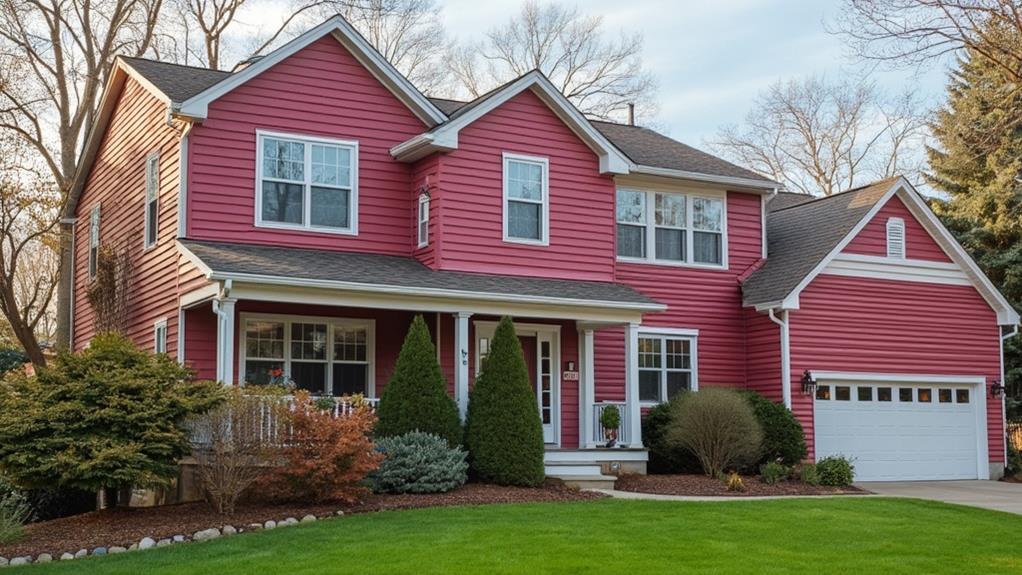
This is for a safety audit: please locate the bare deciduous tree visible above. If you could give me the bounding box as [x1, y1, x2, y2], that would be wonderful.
[446, 0, 657, 121]
[833, 0, 1022, 83]
[711, 77, 927, 196]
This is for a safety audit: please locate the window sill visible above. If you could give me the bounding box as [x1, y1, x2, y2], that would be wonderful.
[502, 236, 550, 247]
[616, 256, 727, 271]
[255, 221, 357, 236]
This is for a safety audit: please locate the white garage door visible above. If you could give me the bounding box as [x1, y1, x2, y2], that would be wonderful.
[814, 381, 984, 481]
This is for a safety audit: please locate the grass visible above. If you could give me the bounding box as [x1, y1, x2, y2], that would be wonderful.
[16, 498, 1022, 574]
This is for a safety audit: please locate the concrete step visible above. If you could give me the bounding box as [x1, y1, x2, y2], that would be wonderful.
[552, 474, 618, 490]
[544, 461, 604, 476]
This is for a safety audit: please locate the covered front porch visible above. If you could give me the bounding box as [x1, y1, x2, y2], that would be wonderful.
[176, 240, 666, 471]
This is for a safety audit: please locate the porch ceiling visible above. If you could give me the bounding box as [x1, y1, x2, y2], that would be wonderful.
[178, 240, 665, 321]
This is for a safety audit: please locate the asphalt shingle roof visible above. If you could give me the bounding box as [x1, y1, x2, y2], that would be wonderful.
[741, 177, 901, 307]
[120, 57, 230, 103]
[767, 191, 816, 212]
[180, 240, 662, 308]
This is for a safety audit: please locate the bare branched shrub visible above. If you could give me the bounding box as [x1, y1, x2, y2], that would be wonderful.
[86, 245, 133, 334]
[190, 387, 283, 515]
[666, 388, 763, 478]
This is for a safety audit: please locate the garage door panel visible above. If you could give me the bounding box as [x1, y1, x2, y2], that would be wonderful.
[814, 382, 980, 481]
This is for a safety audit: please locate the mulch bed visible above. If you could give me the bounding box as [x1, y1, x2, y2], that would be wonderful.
[615, 473, 867, 497]
[0, 481, 603, 559]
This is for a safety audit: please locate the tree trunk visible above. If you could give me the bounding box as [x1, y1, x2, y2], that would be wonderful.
[54, 221, 74, 352]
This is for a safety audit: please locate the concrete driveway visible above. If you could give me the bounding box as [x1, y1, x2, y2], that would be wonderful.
[859, 480, 1022, 515]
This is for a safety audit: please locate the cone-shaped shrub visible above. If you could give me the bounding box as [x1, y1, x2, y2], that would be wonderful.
[376, 315, 462, 447]
[464, 316, 545, 486]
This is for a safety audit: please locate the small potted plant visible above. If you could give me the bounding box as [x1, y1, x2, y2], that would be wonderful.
[600, 405, 621, 448]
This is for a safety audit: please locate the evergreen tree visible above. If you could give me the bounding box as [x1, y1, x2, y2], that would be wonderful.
[927, 30, 1022, 418]
[464, 316, 545, 486]
[376, 315, 462, 447]
[0, 333, 223, 495]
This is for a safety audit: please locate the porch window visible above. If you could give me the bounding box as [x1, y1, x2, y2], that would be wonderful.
[144, 152, 159, 249]
[616, 188, 726, 267]
[256, 131, 357, 234]
[241, 316, 373, 396]
[88, 205, 100, 280]
[637, 333, 695, 403]
[503, 153, 548, 244]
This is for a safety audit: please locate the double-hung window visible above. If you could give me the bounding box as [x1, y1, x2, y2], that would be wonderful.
[417, 193, 429, 248]
[616, 188, 726, 267]
[638, 332, 697, 403]
[242, 315, 374, 397]
[144, 153, 159, 248]
[153, 319, 168, 354]
[503, 153, 549, 244]
[88, 206, 100, 280]
[257, 132, 357, 234]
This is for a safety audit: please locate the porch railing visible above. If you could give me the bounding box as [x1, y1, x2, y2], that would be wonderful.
[591, 401, 630, 447]
[188, 395, 379, 448]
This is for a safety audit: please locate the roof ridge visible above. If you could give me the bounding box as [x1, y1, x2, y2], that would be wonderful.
[120, 55, 231, 75]
[770, 176, 902, 213]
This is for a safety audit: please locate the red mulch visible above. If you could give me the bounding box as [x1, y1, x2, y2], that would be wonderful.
[0, 481, 603, 559]
[615, 473, 867, 497]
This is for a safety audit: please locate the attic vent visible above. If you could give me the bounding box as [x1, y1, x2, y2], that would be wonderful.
[886, 217, 905, 259]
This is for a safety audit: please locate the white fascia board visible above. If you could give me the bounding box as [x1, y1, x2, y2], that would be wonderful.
[630, 165, 780, 192]
[810, 371, 986, 385]
[177, 16, 446, 126]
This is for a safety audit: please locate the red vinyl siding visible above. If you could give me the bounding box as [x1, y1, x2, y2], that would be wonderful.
[411, 155, 441, 268]
[790, 274, 1003, 462]
[435, 90, 616, 281]
[183, 303, 217, 380]
[595, 191, 765, 399]
[744, 308, 783, 403]
[843, 196, 951, 262]
[72, 77, 183, 355]
[186, 36, 425, 255]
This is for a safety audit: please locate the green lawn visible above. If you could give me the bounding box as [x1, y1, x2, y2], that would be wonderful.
[18, 498, 1022, 574]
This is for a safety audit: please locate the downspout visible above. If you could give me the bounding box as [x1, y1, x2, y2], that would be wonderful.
[1001, 325, 1019, 466]
[769, 308, 792, 408]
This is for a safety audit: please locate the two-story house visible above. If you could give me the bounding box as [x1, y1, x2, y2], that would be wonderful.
[62, 16, 1019, 483]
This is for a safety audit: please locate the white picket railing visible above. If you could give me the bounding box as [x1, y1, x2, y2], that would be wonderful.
[591, 401, 630, 447]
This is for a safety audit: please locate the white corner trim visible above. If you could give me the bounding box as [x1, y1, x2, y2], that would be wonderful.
[176, 123, 193, 237]
[177, 16, 446, 126]
[390, 71, 630, 175]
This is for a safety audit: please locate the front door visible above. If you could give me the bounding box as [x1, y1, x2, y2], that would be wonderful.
[475, 323, 559, 444]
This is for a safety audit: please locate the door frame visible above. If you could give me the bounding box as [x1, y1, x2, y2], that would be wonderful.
[473, 320, 561, 446]
[810, 371, 989, 480]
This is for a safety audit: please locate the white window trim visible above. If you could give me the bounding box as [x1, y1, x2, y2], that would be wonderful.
[144, 152, 160, 250]
[88, 205, 100, 281]
[254, 130, 359, 236]
[237, 312, 377, 397]
[616, 187, 729, 270]
[502, 152, 550, 246]
[637, 327, 699, 406]
[886, 216, 906, 259]
[417, 192, 429, 248]
[153, 318, 168, 353]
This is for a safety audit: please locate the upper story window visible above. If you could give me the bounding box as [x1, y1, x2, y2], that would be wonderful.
[616, 188, 726, 267]
[503, 153, 549, 245]
[638, 331, 697, 404]
[417, 193, 429, 248]
[256, 131, 358, 235]
[886, 217, 905, 259]
[88, 205, 100, 280]
[144, 152, 159, 249]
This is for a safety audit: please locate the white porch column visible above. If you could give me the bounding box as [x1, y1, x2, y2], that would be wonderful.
[454, 312, 472, 421]
[624, 322, 643, 448]
[213, 298, 236, 385]
[580, 328, 597, 448]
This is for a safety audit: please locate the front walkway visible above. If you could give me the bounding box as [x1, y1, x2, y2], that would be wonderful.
[858, 480, 1022, 515]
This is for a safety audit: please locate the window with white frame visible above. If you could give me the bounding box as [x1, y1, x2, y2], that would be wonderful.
[886, 217, 905, 259]
[638, 333, 696, 403]
[241, 316, 372, 396]
[417, 193, 429, 248]
[144, 152, 159, 248]
[257, 132, 357, 233]
[88, 205, 100, 280]
[503, 154, 548, 244]
[616, 189, 725, 266]
[153, 319, 168, 353]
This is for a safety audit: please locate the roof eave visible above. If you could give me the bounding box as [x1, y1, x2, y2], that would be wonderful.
[630, 165, 780, 192]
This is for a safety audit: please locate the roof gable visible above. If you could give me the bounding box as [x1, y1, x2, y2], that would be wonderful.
[391, 71, 631, 175]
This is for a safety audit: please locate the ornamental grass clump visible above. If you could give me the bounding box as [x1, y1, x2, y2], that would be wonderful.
[372, 432, 468, 494]
[0, 481, 32, 544]
[666, 388, 763, 478]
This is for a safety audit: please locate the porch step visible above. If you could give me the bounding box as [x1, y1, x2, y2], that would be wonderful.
[543, 461, 604, 476]
[552, 474, 618, 490]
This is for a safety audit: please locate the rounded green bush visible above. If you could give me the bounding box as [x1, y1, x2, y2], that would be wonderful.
[759, 461, 790, 485]
[739, 391, 807, 467]
[372, 432, 468, 494]
[816, 456, 855, 486]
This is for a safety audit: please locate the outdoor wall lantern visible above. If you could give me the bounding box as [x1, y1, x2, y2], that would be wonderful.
[801, 370, 818, 395]
[566, 361, 576, 372]
[990, 380, 1005, 398]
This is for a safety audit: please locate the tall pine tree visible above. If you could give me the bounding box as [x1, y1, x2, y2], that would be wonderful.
[927, 28, 1022, 418]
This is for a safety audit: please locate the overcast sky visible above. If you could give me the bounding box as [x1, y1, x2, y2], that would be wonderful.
[438, 0, 950, 147]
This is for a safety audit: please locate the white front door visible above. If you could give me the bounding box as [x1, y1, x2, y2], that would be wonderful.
[814, 379, 986, 481]
[475, 322, 560, 445]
